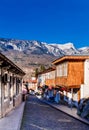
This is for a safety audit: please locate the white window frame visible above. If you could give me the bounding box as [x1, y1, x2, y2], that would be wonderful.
[56, 62, 68, 77]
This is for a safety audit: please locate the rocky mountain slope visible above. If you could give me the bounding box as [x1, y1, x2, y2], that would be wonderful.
[0, 38, 89, 72]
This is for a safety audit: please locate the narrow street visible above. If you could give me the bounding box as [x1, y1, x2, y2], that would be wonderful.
[20, 95, 89, 130]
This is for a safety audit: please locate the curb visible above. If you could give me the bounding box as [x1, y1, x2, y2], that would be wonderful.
[38, 97, 89, 126]
[17, 102, 26, 130]
[0, 102, 26, 130]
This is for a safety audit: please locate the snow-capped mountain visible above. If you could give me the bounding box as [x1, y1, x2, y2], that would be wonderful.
[0, 38, 82, 56]
[45, 42, 79, 56]
[78, 47, 89, 54]
[0, 38, 89, 68]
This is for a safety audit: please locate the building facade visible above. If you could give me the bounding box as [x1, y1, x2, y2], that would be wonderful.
[37, 67, 56, 88]
[37, 55, 89, 107]
[52, 55, 89, 106]
[0, 53, 25, 118]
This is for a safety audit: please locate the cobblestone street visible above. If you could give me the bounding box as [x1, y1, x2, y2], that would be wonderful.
[20, 95, 89, 130]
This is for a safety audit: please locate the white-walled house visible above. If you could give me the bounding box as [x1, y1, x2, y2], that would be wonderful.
[52, 55, 89, 107]
[0, 52, 25, 118]
[37, 67, 56, 88]
[37, 55, 89, 107]
[81, 59, 89, 99]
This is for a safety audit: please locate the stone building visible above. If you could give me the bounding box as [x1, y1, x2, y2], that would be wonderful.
[0, 52, 25, 118]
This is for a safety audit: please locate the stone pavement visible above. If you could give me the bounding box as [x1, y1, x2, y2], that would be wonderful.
[37, 95, 89, 125]
[0, 102, 25, 130]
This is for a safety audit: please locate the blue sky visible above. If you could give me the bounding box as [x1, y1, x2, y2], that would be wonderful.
[0, 0, 89, 48]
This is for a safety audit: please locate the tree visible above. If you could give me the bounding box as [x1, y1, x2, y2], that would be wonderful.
[40, 65, 45, 72]
[35, 68, 39, 76]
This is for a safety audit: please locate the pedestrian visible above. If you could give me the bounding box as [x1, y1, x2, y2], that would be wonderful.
[25, 81, 29, 94]
[55, 91, 60, 103]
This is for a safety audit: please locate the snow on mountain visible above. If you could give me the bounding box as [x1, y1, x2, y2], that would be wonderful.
[6, 42, 21, 51]
[78, 47, 89, 54]
[50, 42, 74, 50]
[0, 38, 89, 71]
[42, 42, 65, 56]
[0, 38, 89, 57]
[42, 42, 79, 56]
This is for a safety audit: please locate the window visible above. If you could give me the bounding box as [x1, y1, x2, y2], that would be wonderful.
[63, 62, 68, 76]
[49, 71, 55, 79]
[10, 83, 13, 101]
[4, 84, 8, 99]
[57, 62, 68, 77]
[16, 78, 19, 95]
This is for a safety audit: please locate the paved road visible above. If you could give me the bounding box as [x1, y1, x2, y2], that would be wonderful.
[20, 95, 89, 130]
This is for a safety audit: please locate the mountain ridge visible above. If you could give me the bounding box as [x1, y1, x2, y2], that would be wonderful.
[0, 38, 89, 69]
